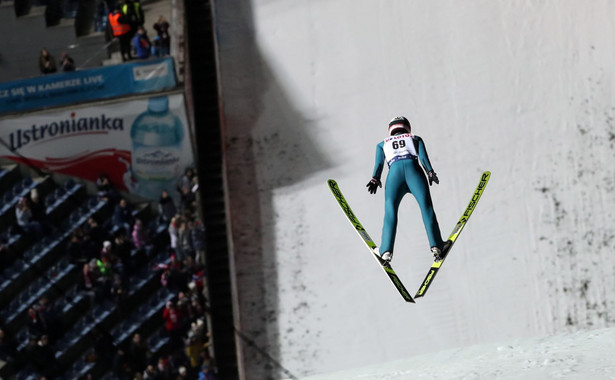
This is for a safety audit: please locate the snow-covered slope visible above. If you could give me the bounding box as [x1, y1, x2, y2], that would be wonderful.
[213, 1, 615, 378]
[302, 327, 615, 380]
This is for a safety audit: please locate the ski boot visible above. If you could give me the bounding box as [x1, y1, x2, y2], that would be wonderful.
[432, 241, 452, 262]
[373, 248, 393, 264]
[431, 246, 444, 262]
[381, 251, 393, 263]
[442, 240, 452, 253]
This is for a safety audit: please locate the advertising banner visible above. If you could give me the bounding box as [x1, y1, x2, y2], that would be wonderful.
[0, 57, 176, 115]
[0, 93, 194, 201]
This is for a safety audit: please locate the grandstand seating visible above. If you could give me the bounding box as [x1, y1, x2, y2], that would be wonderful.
[0, 167, 175, 379]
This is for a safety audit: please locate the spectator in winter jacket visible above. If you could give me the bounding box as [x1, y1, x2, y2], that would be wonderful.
[132, 26, 151, 59]
[113, 198, 134, 234]
[26, 307, 48, 339]
[168, 216, 179, 254]
[177, 221, 193, 259]
[199, 364, 218, 380]
[29, 189, 49, 235]
[108, 6, 133, 61]
[158, 189, 177, 224]
[179, 185, 196, 215]
[191, 220, 206, 266]
[60, 52, 76, 72]
[84, 216, 107, 254]
[163, 300, 183, 349]
[153, 15, 171, 55]
[122, 0, 144, 35]
[38, 48, 57, 74]
[15, 197, 42, 238]
[132, 218, 148, 249]
[128, 333, 150, 373]
[28, 189, 46, 223]
[96, 173, 117, 201]
[177, 168, 196, 193]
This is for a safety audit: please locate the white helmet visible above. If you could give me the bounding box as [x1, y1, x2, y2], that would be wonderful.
[388, 116, 411, 135]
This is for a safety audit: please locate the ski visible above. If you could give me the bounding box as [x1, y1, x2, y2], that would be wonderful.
[414, 171, 491, 298]
[328, 179, 415, 303]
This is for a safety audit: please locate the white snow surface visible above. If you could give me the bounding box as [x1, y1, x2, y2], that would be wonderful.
[303, 328, 615, 380]
[213, 1, 615, 379]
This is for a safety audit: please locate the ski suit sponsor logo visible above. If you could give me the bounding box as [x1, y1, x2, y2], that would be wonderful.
[384, 133, 411, 143]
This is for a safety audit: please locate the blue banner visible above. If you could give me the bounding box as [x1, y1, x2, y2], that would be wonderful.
[0, 57, 176, 115]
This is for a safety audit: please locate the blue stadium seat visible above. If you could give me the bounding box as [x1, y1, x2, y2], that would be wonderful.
[12, 182, 23, 196]
[45, 192, 56, 207]
[55, 186, 67, 197]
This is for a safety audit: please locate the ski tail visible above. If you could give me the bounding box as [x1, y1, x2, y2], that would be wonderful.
[328, 179, 415, 303]
[448, 171, 491, 245]
[327, 179, 378, 251]
[414, 171, 491, 298]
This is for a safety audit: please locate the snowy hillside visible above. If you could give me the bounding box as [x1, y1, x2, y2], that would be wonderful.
[213, 1, 615, 379]
[302, 327, 615, 380]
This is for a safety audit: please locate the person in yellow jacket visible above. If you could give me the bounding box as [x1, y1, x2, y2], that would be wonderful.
[122, 0, 145, 38]
[108, 6, 132, 61]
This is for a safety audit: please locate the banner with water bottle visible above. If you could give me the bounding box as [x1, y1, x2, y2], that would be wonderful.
[0, 57, 176, 115]
[0, 93, 194, 201]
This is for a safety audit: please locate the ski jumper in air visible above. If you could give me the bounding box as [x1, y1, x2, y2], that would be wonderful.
[367, 116, 445, 263]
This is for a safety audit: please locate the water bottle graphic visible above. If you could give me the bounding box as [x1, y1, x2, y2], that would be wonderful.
[130, 96, 184, 199]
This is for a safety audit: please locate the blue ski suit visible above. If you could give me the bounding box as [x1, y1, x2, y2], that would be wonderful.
[371, 133, 444, 254]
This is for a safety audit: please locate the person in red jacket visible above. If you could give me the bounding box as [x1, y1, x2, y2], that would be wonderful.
[163, 300, 183, 349]
[108, 6, 132, 61]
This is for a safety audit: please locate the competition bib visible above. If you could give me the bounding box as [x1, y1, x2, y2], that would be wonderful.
[383, 133, 418, 166]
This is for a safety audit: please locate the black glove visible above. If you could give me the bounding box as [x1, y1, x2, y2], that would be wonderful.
[366, 177, 382, 194]
[428, 171, 439, 186]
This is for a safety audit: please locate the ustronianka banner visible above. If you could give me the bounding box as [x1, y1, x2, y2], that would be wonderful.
[0, 57, 176, 115]
[0, 93, 194, 201]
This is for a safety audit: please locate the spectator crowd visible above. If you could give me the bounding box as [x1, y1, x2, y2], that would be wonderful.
[36, 0, 172, 76]
[92, 166, 214, 379]
[0, 166, 217, 379]
[107, 0, 172, 61]
[39, 48, 76, 75]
